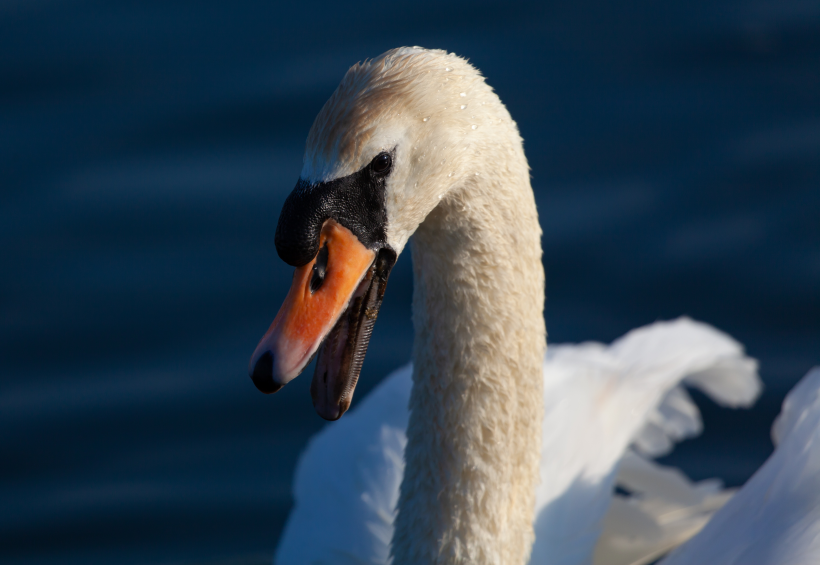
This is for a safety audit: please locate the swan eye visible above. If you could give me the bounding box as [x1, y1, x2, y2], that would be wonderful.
[310, 243, 329, 293]
[370, 152, 392, 176]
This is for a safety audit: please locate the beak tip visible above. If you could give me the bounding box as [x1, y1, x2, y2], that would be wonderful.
[250, 351, 284, 394]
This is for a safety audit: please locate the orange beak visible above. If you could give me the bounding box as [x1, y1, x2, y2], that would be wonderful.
[249, 219, 395, 420]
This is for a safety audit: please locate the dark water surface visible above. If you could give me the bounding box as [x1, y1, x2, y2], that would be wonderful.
[1, 1, 818, 563]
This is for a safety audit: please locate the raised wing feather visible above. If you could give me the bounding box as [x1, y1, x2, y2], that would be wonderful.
[531, 317, 760, 565]
[594, 452, 732, 565]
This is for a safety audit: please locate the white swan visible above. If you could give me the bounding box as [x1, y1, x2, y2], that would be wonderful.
[247, 47, 820, 565]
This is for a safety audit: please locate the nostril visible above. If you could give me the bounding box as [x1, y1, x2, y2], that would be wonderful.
[250, 351, 283, 394]
[310, 243, 329, 293]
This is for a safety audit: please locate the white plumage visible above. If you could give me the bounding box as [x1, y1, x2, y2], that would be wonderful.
[274, 318, 804, 565]
[531, 318, 759, 565]
[661, 367, 820, 565]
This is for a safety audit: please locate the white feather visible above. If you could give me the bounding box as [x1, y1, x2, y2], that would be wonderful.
[660, 367, 820, 565]
[595, 452, 732, 565]
[634, 353, 761, 458]
[275, 365, 411, 565]
[531, 317, 760, 565]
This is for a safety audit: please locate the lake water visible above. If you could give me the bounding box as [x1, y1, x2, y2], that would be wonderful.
[1, 1, 818, 563]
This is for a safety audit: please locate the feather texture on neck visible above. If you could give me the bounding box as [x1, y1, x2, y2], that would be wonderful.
[392, 110, 545, 564]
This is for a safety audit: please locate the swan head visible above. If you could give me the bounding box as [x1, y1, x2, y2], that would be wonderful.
[249, 47, 515, 419]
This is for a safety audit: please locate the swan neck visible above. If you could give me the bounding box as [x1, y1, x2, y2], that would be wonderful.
[392, 160, 546, 564]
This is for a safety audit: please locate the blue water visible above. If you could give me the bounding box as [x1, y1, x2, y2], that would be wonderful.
[1, 1, 818, 563]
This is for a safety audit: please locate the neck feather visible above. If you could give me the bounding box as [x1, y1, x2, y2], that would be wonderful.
[392, 147, 546, 564]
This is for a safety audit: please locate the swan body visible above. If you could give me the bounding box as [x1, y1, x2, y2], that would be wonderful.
[275, 318, 762, 565]
[250, 47, 820, 565]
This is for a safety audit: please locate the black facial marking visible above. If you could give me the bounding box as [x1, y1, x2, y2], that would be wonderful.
[310, 242, 329, 293]
[275, 151, 394, 267]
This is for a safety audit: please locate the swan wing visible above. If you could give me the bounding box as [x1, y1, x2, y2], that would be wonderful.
[530, 317, 761, 565]
[589, 333, 762, 565]
[632, 353, 760, 458]
[593, 452, 733, 565]
[659, 367, 820, 565]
